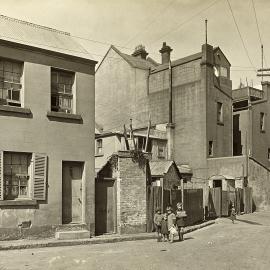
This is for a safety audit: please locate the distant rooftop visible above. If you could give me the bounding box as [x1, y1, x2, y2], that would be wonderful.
[232, 86, 264, 102]
[0, 14, 93, 60]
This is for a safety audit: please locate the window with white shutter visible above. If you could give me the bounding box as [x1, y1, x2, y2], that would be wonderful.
[0, 151, 3, 200]
[33, 153, 47, 200]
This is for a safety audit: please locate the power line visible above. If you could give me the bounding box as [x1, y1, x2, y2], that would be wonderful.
[123, 0, 177, 47]
[150, 0, 222, 45]
[251, 0, 268, 68]
[226, 0, 256, 71]
[71, 34, 132, 51]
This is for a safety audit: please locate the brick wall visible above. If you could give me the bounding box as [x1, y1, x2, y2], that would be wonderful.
[117, 152, 149, 234]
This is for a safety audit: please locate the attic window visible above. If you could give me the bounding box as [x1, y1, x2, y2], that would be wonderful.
[220, 66, 228, 78]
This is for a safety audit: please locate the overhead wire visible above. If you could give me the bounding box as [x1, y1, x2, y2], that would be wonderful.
[251, 0, 268, 68]
[149, 0, 222, 45]
[226, 0, 257, 72]
[122, 0, 177, 47]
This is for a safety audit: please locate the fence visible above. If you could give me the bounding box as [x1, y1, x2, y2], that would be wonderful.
[208, 187, 253, 218]
[147, 186, 204, 232]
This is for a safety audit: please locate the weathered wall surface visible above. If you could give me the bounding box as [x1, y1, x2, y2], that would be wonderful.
[95, 136, 121, 169]
[249, 158, 270, 211]
[251, 101, 270, 168]
[96, 48, 149, 130]
[117, 153, 147, 234]
[207, 156, 246, 179]
[0, 45, 95, 236]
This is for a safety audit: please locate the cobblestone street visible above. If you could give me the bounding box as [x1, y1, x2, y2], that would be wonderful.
[1, 212, 270, 270]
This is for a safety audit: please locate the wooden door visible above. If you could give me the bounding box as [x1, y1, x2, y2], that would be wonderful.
[62, 162, 83, 224]
[209, 187, 222, 217]
[95, 180, 116, 235]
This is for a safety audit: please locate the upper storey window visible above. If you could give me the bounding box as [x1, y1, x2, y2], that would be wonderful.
[214, 65, 229, 78]
[51, 69, 75, 114]
[0, 59, 23, 107]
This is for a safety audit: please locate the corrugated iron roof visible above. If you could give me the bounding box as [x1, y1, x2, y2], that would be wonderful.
[150, 160, 175, 177]
[0, 15, 93, 60]
[177, 165, 193, 175]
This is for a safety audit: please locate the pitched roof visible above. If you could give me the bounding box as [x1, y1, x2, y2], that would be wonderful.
[0, 15, 93, 60]
[150, 160, 180, 177]
[95, 45, 156, 71]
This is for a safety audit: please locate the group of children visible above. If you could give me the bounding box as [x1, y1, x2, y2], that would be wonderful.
[154, 202, 187, 243]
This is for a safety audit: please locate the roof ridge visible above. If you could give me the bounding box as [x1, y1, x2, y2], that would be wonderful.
[0, 14, 70, 36]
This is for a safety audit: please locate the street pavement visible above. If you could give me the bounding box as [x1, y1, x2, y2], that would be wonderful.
[1, 212, 270, 270]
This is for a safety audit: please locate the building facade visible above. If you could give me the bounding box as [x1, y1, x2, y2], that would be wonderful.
[0, 16, 96, 239]
[96, 42, 232, 197]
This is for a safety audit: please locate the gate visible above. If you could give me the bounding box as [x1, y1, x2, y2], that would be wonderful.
[147, 186, 203, 231]
[147, 186, 162, 232]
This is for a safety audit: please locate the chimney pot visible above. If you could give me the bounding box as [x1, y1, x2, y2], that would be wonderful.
[159, 42, 173, 64]
[132, 44, 148, 59]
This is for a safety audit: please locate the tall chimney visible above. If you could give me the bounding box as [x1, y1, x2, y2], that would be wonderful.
[132, 45, 148, 59]
[159, 42, 173, 64]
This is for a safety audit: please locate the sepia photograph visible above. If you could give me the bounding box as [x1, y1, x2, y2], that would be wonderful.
[0, 0, 269, 269]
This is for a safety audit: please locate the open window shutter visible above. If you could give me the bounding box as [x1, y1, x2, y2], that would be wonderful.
[33, 153, 47, 200]
[0, 151, 3, 200]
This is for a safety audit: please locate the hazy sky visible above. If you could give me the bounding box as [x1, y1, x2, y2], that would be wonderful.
[0, 0, 269, 88]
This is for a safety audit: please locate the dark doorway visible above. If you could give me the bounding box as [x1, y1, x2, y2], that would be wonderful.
[233, 114, 242, 156]
[213, 179, 222, 188]
[95, 180, 116, 235]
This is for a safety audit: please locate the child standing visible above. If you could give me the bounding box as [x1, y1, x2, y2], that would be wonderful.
[153, 208, 163, 241]
[175, 202, 187, 241]
[167, 206, 177, 243]
[161, 213, 169, 242]
[231, 203, 236, 224]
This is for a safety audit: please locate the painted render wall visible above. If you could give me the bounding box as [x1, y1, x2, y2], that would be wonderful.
[95, 48, 149, 130]
[0, 45, 95, 235]
[249, 158, 270, 211]
[251, 100, 270, 168]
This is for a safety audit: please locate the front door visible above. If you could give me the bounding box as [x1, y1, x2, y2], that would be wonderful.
[62, 162, 83, 224]
[95, 180, 116, 235]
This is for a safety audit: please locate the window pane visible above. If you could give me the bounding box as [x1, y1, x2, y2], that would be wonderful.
[51, 72, 57, 83]
[12, 90, 20, 101]
[4, 165, 12, 175]
[4, 61, 12, 72]
[4, 153, 11, 164]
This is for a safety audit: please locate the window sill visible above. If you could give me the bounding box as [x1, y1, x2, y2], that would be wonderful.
[95, 154, 104, 157]
[0, 105, 32, 117]
[47, 111, 83, 123]
[217, 121, 224, 126]
[0, 199, 37, 206]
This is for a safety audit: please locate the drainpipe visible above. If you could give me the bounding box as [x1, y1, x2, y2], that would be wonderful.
[166, 60, 175, 160]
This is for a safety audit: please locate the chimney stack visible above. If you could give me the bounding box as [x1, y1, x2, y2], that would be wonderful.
[132, 45, 148, 59]
[159, 42, 173, 64]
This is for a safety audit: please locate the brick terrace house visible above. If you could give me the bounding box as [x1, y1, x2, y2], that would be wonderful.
[96, 41, 232, 206]
[0, 15, 96, 239]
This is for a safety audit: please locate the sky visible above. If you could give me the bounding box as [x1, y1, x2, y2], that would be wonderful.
[0, 0, 269, 89]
